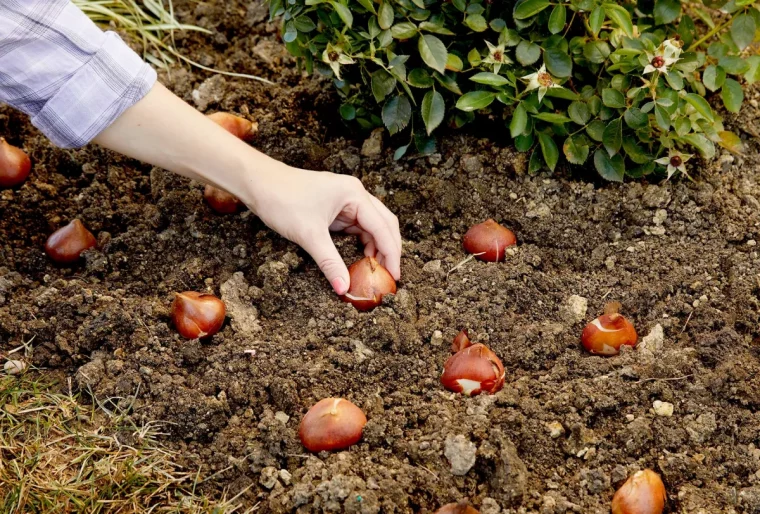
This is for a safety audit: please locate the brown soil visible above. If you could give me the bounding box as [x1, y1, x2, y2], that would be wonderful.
[2, 1, 760, 512]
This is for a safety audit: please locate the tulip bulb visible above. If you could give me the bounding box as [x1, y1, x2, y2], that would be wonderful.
[581, 313, 638, 355]
[0, 138, 31, 188]
[171, 292, 226, 339]
[462, 219, 516, 262]
[44, 219, 97, 263]
[611, 469, 666, 514]
[451, 329, 473, 353]
[340, 256, 397, 311]
[207, 112, 258, 141]
[441, 343, 505, 396]
[299, 397, 367, 452]
[434, 503, 480, 514]
[204, 185, 243, 214]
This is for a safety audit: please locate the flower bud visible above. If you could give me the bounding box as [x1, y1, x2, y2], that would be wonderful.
[171, 292, 226, 339]
[611, 469, 666, 514]
[434, 503, 480, 514]
[44, 219, 97, 263]
[203, 185, 243, 214]
[463, 219, 516, 262]
[441, 343, 505, 396]
[451, 329, 473, 353]
[207, 112, 258, 141]
[299, 397, 367, 452]
[581, 313, 638, 355]
[340, 256, 397, 311]
[0, 139, 31, 188]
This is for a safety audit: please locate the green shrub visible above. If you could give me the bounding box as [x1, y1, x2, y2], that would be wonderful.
[269, 0, 760, 180]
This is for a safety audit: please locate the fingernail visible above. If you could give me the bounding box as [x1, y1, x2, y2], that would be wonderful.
[331, 277, 348, 295]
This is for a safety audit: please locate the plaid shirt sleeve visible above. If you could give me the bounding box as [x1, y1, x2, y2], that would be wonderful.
[0, 0, 157, 148]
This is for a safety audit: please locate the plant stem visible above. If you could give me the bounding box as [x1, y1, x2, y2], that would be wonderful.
[687, 15, 736, 52]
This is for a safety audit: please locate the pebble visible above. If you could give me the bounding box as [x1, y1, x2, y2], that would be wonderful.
[279, 469, 292, 485]
[638, 324, 664, 353]
[546, 421, 565, 439]
[444, 434, 477, 476]
[4, 359, 26, 375]
[653, 400, 674, 417]
[431, 330, 444, 346]
[361, 128, 384, 157]
[423, 259, 442, 274]
[565, 295, 588, 323]
[480, 498, 501, 514]
[274, 411, 290, 424]
[259, 466, 279, 489]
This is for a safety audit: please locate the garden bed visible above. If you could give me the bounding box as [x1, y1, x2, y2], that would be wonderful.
[1, 0, 760, 512]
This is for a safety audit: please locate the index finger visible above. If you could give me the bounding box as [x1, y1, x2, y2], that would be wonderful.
[356, 193, 401, 279]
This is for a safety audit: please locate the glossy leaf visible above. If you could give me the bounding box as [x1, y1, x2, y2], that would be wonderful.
[421, 90, 445, 134]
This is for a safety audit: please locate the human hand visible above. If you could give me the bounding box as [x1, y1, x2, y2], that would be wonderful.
[243, 162, 401, 295]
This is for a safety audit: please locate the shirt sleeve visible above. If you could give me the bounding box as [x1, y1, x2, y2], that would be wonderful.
[0, 0, 157, 148]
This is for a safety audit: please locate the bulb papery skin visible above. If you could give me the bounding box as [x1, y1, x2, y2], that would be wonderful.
[299, 397, 367, 452]
[171, 292, 226, 339]
[441, 343, 506, 396]
[451, 329, 473, 353]
[433, 503, 480, 514]
[44, 219, 97, 263]
[207, 112, 258, 141]
[611, 469, 666, 514]
[0, 139, 31, 188]
[581, 313, 638, 355]
[462, 219, 516, 262]
[340, 256, 397, 311]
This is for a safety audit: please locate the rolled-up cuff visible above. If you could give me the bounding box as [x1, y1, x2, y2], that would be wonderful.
[31, 31, 157, 149]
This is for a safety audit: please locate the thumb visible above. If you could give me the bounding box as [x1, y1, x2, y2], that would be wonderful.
[301, 230, 350, 295]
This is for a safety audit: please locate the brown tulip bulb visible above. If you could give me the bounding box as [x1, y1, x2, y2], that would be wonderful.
[171, 292, 226, 339]
[203, 184, 243, 214]
[441, 343, 505, 396]
[451, 329, 473, 353]
[340, 256, 397, 311]
[463, 219, 516, 262]
[207, 112, 258, 141]
[44, 219, 97, 263]
[611, 469, 666, 514]
[581, 313, 638, 356]
[0, 138, 31, 188]
[299, 398, 367, 452]
[434, 503, 480, 514]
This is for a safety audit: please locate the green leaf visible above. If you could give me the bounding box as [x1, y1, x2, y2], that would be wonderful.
[730, 13, 756, 50]
[703, 65, 726, 91]
[682, 133, 715, 159]
[589, 6, 605, 36]
[515, 133, 534, 151]
[718, 56, 750, 75]
[602, 88, 626, 108]
[622, 138, 652, 164]
[528, 148, 544, 174]
[356, 0, 376, 14]
[594, 149, 625, 182]
[544, 48, 573, 78]
[654, 0, 681, 25]
[408, 68, 434, 87]
[510, 103, 528, 138]
[456, 91, 497, 111]
[623, 107, 648, 129]
[514, 0, 552, 20]
[393, 144, 410, 160]
[434, 71, 462, 95]
[684, 93, 715, 122]
[465, 14, 488, 31]
[421, 90, 445, 135]
[587, 120, 606, 141]
[603, 4, 634, 37]
[330, 1, 353, 28]
[533, 112, 572, 123]
[418, 35, 448, 74]
[470, 72, 510, 86]
[339, 103, 356, 120]
[294, 15, 316, 32]
[446, 54, 464, 72]
[654, 105, 671, 130]
[721, 78, 744, 112]
[391, 22, 418, 39]
[717, 130, 743, 153]
[548, 4, 567, 34]
[372, 70, 397, 102]
[563, 135, 590, 164]
[516, 41, 541, 66]
[538, 133, 559, 171]
[602, 118, 622, 156]
[746, 56, 760, 84]
[382, 95, 412, 135]
[378, 1, 394, 29]
[568, 101, 590, 125]
[583, 41, 611, 64]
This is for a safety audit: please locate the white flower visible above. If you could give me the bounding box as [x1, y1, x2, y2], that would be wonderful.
[655, 150, 692, 179]
[483, 40, 511, 74]
[322, 43, 354, 80]
[643, 39, 682, 75]
[521, 64, 562, 102]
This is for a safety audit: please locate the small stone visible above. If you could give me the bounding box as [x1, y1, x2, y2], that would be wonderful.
[422, 259, 442, 274]
[653, 209, 668, 225]
[361, 128, 384, 157]
[653, 400, 674, 417]
[4, 359, 26, 375]
[626, 414, 635, 421]
[638, 324, 664, 353]
[748, 240, 757, 247]
[547, 421, 565, 439]
[274, 411, 290, 424]
[480, 498, 501, 514]
[626, 246, 635, 253]
[525, 203, 552, 219]
[564, 295, 588, 323]
[509, 192, 518, 200]
[279, 469, 292, 485]
[444, 434, 477, 476]
[605, 256, 616, 270]
[431, 330, 444, 346]
[461, 154, 482, 173]
[259, 466, 279, 489]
